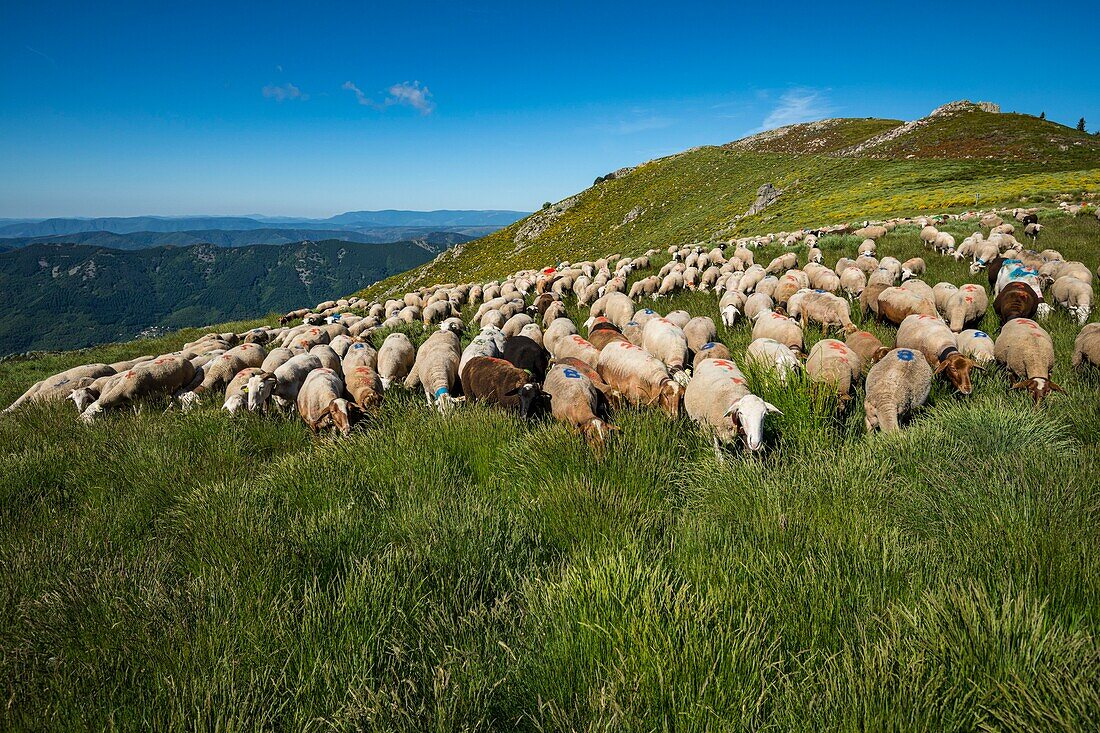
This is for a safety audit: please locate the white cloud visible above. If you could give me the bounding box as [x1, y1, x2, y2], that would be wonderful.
[342, 80, 435, 114]
[262, 83, 306, 102]
[759, 89, 831, 130]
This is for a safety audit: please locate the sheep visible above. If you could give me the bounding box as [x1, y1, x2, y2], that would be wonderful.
[919, 225, 940, 249]
[993, 282, 1040, 326]
[552, 333, 602, 370]
[519, 323, 544, 346]
[405, 330, 463, 413]
[756, 276, 780, 298]
[656, 271, 684, 298]
[222, 367, 273, 414]
[932, 282, 959, 314]
[875, 287, 938, 326]
[1050, 275, 1094, 325]
[271, 353, 323, 409]
[805, 339, 862, 402]
[751, 311, 804, 355]
[863, 348, 933, 432]
[854, 255, 879, 274]
[376, 333, 416, 389]
[840, 267, 866, 299]
[854, 225, 887, 240]
[684, 316, 718, 353]
[764, 252, 797, 275]
[297, 368, 359, 436]
[108, 355, 154, 373]
[933, 232, 956, 254]
[737, 265, 767, 294]
[943, 283, 988, 332]
[807, 246, 823, 264]
[628, 276, 660, 299]
[590, 292, 636, 327]
[1072, 323, 1100, 369]
[744, 338, 800, 380]
[542, 362, 619, 449]
[743, 293, 774, 321]
[1025, 222, 1042, 242]
[845, 330, 889, 369]
[3, 363, 115, 414]
[692, 341, 731, 369]
[858, 239, 877, 256]
[719, 290, 746, 328]
[596, 341, 682, 416]
[664, 310, 692, 329]
[994, 318, 1063, 404]
[901, 257, 926, 281]
[503, 334, 549, 380]
[787, 290, 857, 335]
[642, 317, 691, 382]
[543, 318, 579, 356]
[895, 314, 978, 395]
[80, 356, 196, 422]
[310, 344, 342, 372]
[460, 356, 544, 417]
[956, 329, 996, 366]
[685, 357, 780, 455]
[179, 343, 267, 409]
[587, 321, 630, 350]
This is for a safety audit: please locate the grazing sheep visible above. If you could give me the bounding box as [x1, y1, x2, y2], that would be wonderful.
[80, 356, 196, 422]
[845, 330, 889, 369]
[376, 333, 416, 389]
[460, 356, 544, 417]
[840, 267, 866, 299]
[896, 314, 978, 395]
[943, 283, 988, 332]
[692, 341, 731, 369]
[179, 343, 266, 409]
[685, 357, 780, 454]
[503, 335, 550, 380]
[543, 361, 618, 449]
[854, 225, 888, 240]
[642, 317, 691, 381]
[310, 344, 342, 372]
[272, 353, 323, 409]
[787, 290, 857, 335]
[596, 341, 683, 416]
[628, 276, 660, 299]
[297, 368, 359, 436]
[765, 252, 797, 276]
[901, 257, 926, 281]
[993, 282, 1040, 326]
[744, 338, 800, 380]
[502, 313, 534, 338]
[876, 287, 938, 326]
[919, 226, 940, 249]
[994, 318, 1063, 404]
[519, 323, 544, 346]
[222, 367, 272, 414]
[405, 330, 463, 412]
[743, 292, 774, 321]
[4, 363, 115, 414]
[805, 339, 862, 402]
[751, 311, 804, 355]
[863, 348, 933, 432]
[1050, 275, 1094, 325]
[719, 289, 746, 328]
[552, 333, 602, 370]
[932, 282, 959, 314]
[460, 329, 505, 379]
[956, 329, 995, 366]
[664, 310, 692, 329]
[1072, 323, 1100, 369]
[543, 318, 579, 356]
[737, 265, 767, 294]
[683, 316, 718, 353]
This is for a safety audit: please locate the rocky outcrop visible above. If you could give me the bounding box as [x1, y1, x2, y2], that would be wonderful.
[513, 195, 580, 244]
[745, 183, 782, 217]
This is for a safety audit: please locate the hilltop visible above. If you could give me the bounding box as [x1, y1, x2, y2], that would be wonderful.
[361, 102, 1100, 297]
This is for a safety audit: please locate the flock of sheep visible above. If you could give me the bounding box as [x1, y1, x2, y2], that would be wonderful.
[4, 203, 1099, 455]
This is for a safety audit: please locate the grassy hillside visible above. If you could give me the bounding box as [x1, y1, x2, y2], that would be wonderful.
[2, 213, 1098, 730]
[0, 239, 447, 355]
[360, 104, 1099, 299]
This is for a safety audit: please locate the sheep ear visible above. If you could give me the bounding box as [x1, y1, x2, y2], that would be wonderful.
[1049, 380, 1066, 394]
[1011, 380, 1029, 390]
[934, 360, 948, 374]
[764, 401, 783, 414]
[723, 398, 742, 417]
[503, 387, 521, 397]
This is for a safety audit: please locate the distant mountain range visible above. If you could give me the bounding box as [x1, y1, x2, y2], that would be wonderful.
[0, 228, 490, 251]
[0, 237, 464, 355]
[0, 210, 529, 238]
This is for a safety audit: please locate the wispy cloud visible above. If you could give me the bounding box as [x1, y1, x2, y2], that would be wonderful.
[596, 110, 675, 135]
[758, 89, 832, 130]
[342, 80, 436, 114]
[262, 83, 306, 102]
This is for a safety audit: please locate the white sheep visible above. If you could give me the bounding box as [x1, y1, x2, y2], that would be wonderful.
[863, 348, 932, 432]
[684, 357, 780, 455]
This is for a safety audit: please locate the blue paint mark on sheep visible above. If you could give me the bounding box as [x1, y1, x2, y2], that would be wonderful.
[562, 368, 581, 379]
[701, 342, 716, 350]
[434, 387, 449, 398]
[896, 349, 915, 361]
[975, 331, 989, 338]
[352, 343, 365, 349]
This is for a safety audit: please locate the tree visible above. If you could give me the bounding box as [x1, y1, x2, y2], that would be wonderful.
[1039, 111, 1046, 120]
[542, 201, 551, 210]
[1078, 117, 1087, 132]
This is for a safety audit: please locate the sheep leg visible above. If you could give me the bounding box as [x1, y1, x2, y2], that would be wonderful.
[712, 435, 726, 465]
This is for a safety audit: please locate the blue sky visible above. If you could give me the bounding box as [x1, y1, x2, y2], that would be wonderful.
[2, 0, 1097, 218]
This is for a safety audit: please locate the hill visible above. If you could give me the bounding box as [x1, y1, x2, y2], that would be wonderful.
[1, 212, 1098, 730]
[0, 210, 530, 238]
[0, 238, 457, 355]
[0, 228, 485, 251]
[361, 102, 1100, 298]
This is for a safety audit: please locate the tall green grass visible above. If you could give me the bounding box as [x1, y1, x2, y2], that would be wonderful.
[0, 215, 1098, 730]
